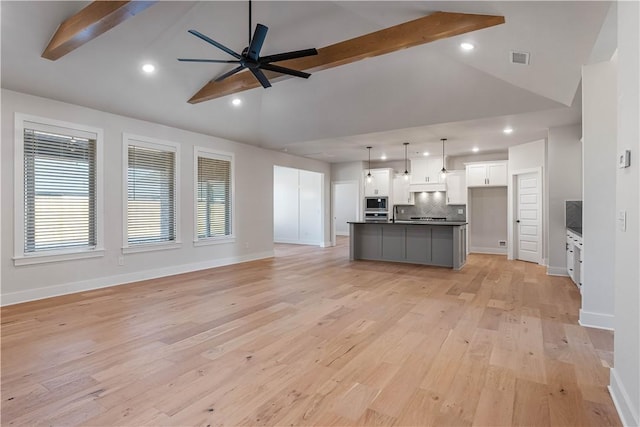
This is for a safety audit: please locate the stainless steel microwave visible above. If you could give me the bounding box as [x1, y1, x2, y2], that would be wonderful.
[365, 197, 388, 211]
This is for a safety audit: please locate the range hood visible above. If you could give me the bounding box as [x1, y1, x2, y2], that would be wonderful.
[409, 183, 446, 192]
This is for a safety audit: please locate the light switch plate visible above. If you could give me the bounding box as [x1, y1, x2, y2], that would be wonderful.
[618, 210, 627, 232]
[618, 150, 631, 168]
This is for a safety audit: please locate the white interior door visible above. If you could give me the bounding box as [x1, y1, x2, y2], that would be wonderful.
[516, 172, 542, 263]
[332, 181, 358, 238]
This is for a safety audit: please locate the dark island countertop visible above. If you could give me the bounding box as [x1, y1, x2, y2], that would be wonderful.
[348, 220, 468, 226]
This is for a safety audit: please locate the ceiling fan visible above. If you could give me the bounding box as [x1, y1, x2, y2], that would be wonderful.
[178, 1, 318, 89]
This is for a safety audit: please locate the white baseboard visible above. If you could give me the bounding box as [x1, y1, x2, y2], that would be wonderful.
[547, 266, 569, 276]
[320, 241, 334, 248]
[274, 238, 322, 246]
[470, 246, 508, 255]
[1, 251, 274, 307]
[609, 368, 639, 427]
[579, 309, 615, 330]
[336, 231, 349, 236]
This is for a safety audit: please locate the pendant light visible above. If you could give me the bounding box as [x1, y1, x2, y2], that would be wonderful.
[403, 142, 410, 180]
[366, 146, 373, 183]
[440, 138, 447, 180]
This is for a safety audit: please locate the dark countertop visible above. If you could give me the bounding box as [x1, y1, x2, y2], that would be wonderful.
[349, 220, 468, 226]
[567, 226, 582, 237]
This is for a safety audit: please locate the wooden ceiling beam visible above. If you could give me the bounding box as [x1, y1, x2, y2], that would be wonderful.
[188, 11, 505, 104]
[42, 1, 157, 61]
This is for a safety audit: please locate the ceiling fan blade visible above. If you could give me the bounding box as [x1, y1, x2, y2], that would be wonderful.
[259, 63, 311, 79]
[214, 65, 247, 82]
[260, 48, 318, 64]
[178, 58, 241, 63]
[188, 29, 242, 59]
[249, 68, 272, 88]
[189, 11, 505, 103]
[248, 23, 268, 60]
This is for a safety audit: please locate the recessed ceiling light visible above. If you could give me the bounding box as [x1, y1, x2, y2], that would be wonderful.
[472, 147, 479, 152]
[141, 63, 155, 73]
[460, 42, 475, 51]
[380, 154, 387, 160]
[231, 98, 242, 107]
[503, 127, 514, 134]
[423, 152, 430, 156]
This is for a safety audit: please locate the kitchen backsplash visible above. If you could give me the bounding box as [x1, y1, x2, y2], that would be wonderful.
[395, 192, 466, 220]
[566, 200, 582, 228]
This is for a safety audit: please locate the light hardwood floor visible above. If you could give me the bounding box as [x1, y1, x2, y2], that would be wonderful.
[1, 238, 620, 426]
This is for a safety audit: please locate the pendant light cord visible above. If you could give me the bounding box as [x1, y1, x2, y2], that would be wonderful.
[441, 138, 447, 173]
[366, 146, 372, 177]
[403, 142, 409, 175]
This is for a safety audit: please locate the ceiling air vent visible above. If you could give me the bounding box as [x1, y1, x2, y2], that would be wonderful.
[510, 50, 530, 65]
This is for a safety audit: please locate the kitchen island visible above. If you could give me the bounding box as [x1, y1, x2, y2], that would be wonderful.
[348, 221, 468, 270]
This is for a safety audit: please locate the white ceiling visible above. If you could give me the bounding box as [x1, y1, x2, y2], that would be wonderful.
[1, 1, 612, 162]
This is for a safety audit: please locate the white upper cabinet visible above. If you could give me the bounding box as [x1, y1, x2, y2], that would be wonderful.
[392, 174, 415, 205]
[445, 170, 467, 205]
[410, 157, 444, 184]
[466, 161, 508, 187]
[364, 168, 392, 197]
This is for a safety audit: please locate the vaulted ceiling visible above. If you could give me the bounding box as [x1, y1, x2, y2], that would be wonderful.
[1, 1, 613, 162]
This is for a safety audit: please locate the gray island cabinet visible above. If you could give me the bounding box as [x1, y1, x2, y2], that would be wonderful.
[348, 221, 467, 270]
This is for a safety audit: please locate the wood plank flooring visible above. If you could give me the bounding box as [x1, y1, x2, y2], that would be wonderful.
[1, 238, 620, 426]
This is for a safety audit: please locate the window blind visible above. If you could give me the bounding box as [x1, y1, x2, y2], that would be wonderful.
[197, 155, 232, 238]
[127, 145, 176, 245]
[23, 128, 97, 253]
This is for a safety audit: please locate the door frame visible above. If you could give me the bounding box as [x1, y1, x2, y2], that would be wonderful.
[331, 180, 360, 246]
[508, 167, 543, 264]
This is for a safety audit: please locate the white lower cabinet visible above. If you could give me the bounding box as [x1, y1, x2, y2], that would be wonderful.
[566, 229, 582, 289]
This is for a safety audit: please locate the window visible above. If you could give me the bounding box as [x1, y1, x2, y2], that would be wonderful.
[14, 114, 104, 265]
[194, 148, 234, 244]
[124, 134, 180, 252]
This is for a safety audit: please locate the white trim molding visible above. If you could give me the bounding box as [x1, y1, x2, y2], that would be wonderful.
[13, 113, 105, 266]
[547, 266, 570, 276]
[469, 247, 508, 255]
[579, 309, 615, 330]
[122, 133, 181, 253]
[1, 251, 274, 307]
[609, 368, 639, 427]
[192, 146, 236, 245]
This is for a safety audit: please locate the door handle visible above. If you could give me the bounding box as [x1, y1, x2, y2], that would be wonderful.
[516, 220, 520, 223]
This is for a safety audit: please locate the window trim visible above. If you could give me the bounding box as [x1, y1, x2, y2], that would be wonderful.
[193, 146, 235, 245]
[13, 113, 104, 266]
[122, 133, 181, 253]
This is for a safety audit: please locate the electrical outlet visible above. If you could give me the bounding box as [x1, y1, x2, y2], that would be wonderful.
[458, 209, 464, 214]
[400, 209, 405, 214]
[498, 240, 507, 247]
[118, 256, 125, 266]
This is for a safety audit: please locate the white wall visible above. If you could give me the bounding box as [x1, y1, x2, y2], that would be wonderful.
[331, 161, 364, 182]
[333, 182, 358, 236]
[546, 125, 582, 275]
[507, 139, 546, 261]
[581, 59, 616, 330]
[1, 89, 331, 305]
[611, 2, 640, 425]
[469, 187, 508, 254]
